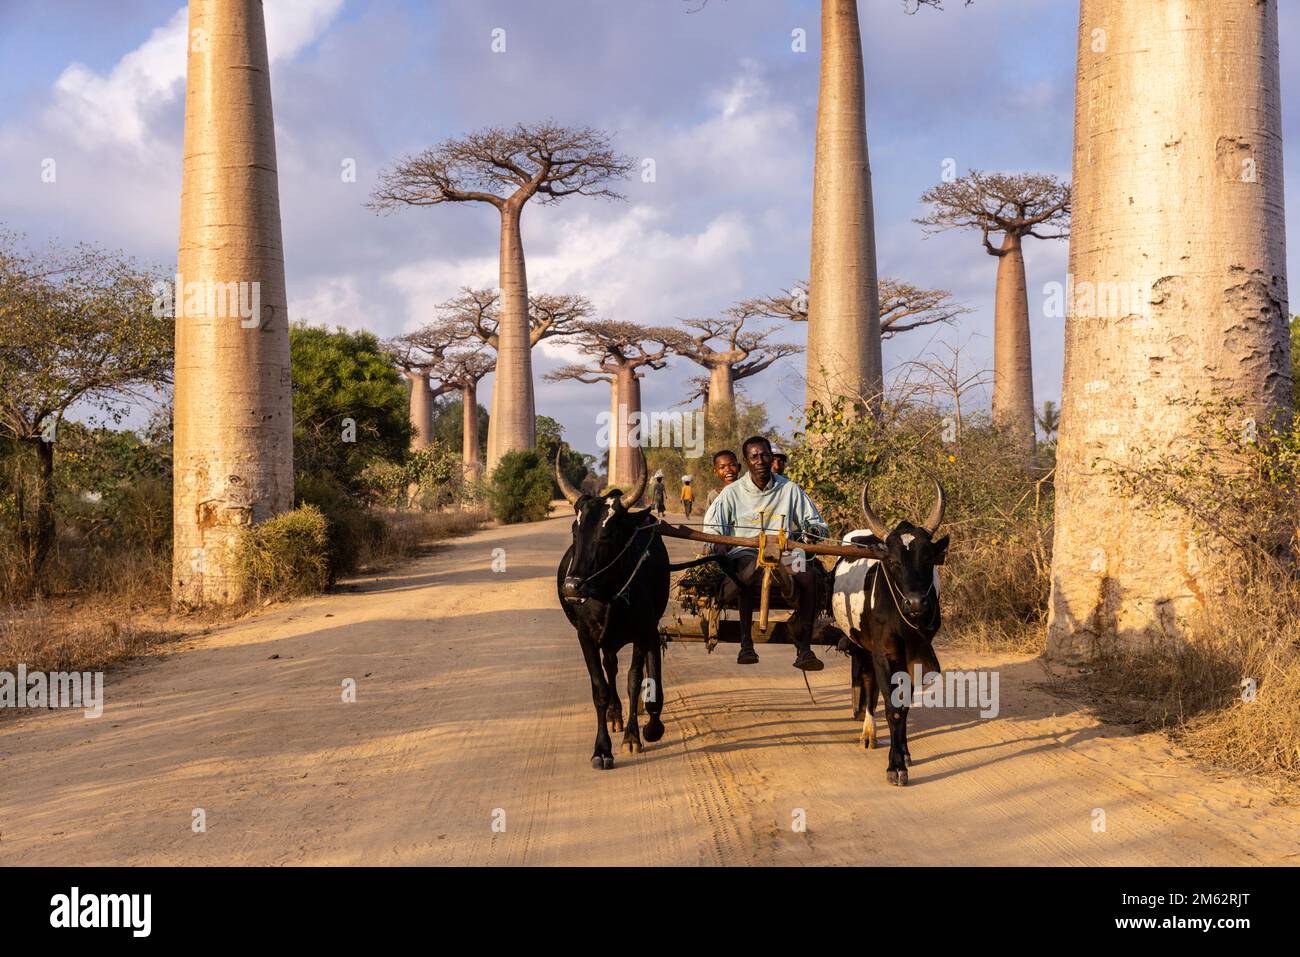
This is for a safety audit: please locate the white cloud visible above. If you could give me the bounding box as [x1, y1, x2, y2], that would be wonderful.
[45, 0, 344, 152]
[661, 61, 806, 195]
[380, 204, 754, 357]
[290, 274, 368, 331]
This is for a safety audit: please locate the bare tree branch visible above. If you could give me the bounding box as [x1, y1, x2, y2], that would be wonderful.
[740, 277, 969, 338]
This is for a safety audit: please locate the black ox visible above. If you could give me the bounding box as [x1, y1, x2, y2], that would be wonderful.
[816, 478, 948, 786]
[556, 451, 670, 770]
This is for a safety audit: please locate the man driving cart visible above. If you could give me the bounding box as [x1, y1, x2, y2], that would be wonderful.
[702, 436, 828, 671]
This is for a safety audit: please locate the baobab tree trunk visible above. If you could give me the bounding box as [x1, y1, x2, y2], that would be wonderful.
[1047, 0, 1290, 662]
[612, 367, 642, 493]
[806, 0, 882, 413]
[487, 201, 535, 471]
[992, 233, 1036, 456]
[707, 363, 735, 419]
[607, 380, 619, 488]
[407, 371, 433, 450]
[462, 382, 482, 480]
[173, 0, 293, 607]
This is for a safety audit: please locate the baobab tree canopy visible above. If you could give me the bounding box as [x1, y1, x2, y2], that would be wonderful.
[369, 123, 634, 210]
[916, 171, 1070, 253]
[370, 123, 632, 470]
[436, 287, 594, 349]
[742, 278, 968, 339]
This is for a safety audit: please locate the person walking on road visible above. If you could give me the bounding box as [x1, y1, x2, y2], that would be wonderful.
[680, 476, 695, 519]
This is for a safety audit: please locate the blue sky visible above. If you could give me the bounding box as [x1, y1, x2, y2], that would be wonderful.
[1, 0, 1298, 457]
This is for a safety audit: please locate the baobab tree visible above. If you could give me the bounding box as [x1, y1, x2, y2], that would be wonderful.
[544, 321, 674, 490]
[743, 277, 969, 341]
[431, 349, 494, 479]
[916, 170, 1070, 455]
[384, 329, 455, 450]
[369, 124, 633, 470]
[1048, 0, 1290, 661]
[173, 0, 292, 607]
[435, 286, 593, 459]
[806, 0, 881, 414]
[662, 312, 801, 419]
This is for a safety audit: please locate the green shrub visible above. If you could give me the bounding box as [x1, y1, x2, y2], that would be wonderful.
[235, 504, 330, 602]
[295, 474, 384, 581]
[489, 450, 553, 524]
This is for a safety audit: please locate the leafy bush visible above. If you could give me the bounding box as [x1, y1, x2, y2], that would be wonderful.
[489, 450, 553, 524]
[290, 322, 411, 489]
[235, 504, 330, 602]
[357, 441, 472, 510]
[786, 396, 1053, 653]
[294, 474, 384, 581]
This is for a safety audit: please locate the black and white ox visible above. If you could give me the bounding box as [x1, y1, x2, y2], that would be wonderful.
[555, 452, 670, 770]
[816, 479, 948, 786]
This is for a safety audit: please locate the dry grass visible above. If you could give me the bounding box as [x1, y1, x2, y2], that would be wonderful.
[1068, 567, 1300, 796]
[1, 506, 490, 681]
[939, 527, 1050, 656]
[354, 506, 490, 571]
[0, 597, 179, 677]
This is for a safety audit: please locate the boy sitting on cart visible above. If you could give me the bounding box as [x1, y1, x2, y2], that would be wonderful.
[702, 435, 828, 671]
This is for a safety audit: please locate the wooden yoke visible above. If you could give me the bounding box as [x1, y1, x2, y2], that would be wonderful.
[655, 521, 875, 560]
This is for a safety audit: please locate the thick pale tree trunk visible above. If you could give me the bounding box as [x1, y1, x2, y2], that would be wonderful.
[487, 201, 534, 471]
[611, 367, 643, 493]
[607, 379, 619, 488]
[407, 371, 433, 449]
[806, 0, 882, 413]
[1047, 0, 1290, 661]
[991, 233, 1036, 456]
[462, 382, 482, 480]
[707, 363, 735, 420]
[173, 0, 293, 607]
[486, 369, 500, 465]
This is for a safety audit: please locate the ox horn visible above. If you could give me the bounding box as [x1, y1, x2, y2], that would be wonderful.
[555, 449, 583, 505]
[859, 479, 891, 541]
[922, 476, 946, 535]
[619, 447, 649, 509]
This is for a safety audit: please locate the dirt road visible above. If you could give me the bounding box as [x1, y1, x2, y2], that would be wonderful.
[2, 510, 1297, 866]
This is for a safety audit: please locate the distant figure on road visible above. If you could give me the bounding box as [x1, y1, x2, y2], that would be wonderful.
[652, 471, 667, 517]
[680, 475, 695, 519]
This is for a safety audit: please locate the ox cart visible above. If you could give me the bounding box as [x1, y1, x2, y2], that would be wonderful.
[654, 522, 870, 649]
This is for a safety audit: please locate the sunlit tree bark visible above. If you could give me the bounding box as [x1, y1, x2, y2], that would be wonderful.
[1047, 0, 1290, 661]
[173, 0, 292, 607]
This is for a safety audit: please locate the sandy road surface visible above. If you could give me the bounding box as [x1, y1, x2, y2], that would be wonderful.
[2, 509, 1298, 866]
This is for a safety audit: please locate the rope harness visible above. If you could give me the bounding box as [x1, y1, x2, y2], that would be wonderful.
[867, 560, 939, 635]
